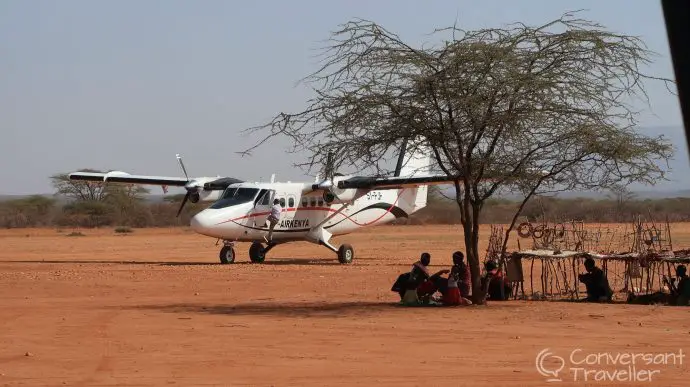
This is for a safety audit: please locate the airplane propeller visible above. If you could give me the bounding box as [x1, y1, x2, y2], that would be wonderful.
[176, 154, 201, 217]
[173, 154, 244, 217]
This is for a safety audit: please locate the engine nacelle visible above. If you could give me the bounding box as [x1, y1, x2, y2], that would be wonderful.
[196, 190, 221, 202]
[322, 187, 358, 204]
[311, 179, 334, 191]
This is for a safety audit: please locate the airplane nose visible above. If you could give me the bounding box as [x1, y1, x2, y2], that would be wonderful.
[190, 213, 213, 235]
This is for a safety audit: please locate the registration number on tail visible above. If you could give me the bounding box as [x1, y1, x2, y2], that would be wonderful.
[366, 191, 382, 200]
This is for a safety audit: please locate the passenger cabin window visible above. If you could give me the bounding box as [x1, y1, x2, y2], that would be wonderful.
[317, 197, 324, 207]
[209, 187, 260, 209]
[301, 196, 308, 207]
[310, 197, 316, 207]
[288, 197, 295, 208]
[279, 197, 285, 207]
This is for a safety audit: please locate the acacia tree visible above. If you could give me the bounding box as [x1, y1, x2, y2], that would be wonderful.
[51, 169, 111, 202]
[243, 12, 674, 303]
[51, 169, 149, 202]
[606, 183, 638, 221]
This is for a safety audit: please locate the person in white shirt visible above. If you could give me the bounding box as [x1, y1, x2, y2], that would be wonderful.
[265, 198, 282, 242]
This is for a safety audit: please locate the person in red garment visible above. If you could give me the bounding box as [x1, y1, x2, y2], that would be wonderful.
[414, 251, 472, 306]
[391, 252, 435, 304]
[409, 252, 450, 303]
[451, 251, 472, 299]
[482, 259, 512, 301]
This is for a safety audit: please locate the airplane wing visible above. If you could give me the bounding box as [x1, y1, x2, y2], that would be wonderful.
[332, 168, 546, 190]
[68, 171, 242, 190]
[335, 175, 459, 190]
[69, 171, 189, 186]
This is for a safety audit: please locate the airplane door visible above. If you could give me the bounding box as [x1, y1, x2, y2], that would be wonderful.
[249, 189, 275, 229]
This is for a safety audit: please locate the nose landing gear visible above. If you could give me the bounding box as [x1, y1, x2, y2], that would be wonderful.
[219, 242, 235, 264]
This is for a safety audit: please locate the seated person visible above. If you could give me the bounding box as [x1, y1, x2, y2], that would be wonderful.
[664, 265, 690, 306]
[451, 251, 471, 299]
[410, 252, 431, 284]
[416, 253, 472, 306]
[391, 252, 432, 301]
[481, 260, 512, 301]
[443, 264, 473, 306]
[578, 257, 613, 302]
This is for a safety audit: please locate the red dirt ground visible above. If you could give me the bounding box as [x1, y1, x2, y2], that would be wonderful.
[1, 225, 689, 386]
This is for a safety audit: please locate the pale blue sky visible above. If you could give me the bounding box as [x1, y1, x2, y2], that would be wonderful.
[1, 0, 686, 195]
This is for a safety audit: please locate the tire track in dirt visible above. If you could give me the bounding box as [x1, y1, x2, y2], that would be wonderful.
[71, 309, 119, 387]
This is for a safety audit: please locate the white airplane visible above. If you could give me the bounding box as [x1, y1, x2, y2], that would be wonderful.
[68, 146, 503, 264]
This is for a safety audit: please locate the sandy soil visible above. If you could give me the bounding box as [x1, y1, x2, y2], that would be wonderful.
[1, 225, 689, 386]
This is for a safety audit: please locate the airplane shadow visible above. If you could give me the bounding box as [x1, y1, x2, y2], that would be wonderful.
[131, 301, 399, 318]
[238, 258, 342, 266]
[2, 258, 346, 267]
[1, 260, 215, 267]
[130, 300, 524, 318]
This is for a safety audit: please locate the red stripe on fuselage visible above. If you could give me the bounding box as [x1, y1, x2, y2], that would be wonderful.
[214, 189, 407, 226]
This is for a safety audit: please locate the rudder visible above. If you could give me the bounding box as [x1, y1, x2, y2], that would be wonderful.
[397, 141, 433, 214]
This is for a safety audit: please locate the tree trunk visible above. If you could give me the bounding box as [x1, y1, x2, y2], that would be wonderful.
[456, 184, 486, 305]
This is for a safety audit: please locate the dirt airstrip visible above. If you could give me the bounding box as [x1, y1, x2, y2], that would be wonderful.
[1, 225, 689, 386]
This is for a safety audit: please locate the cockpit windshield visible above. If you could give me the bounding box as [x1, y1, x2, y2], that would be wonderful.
[208, 187, 260, 209]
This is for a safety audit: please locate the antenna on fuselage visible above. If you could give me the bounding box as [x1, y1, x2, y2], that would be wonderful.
[393, 138, 409, 177]
[270, 174, 275, 183]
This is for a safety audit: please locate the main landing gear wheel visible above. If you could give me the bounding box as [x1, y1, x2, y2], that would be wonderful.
[337, 244, 354, 264]
[219, 246, 235, 264]
[249, 242, 267, 263]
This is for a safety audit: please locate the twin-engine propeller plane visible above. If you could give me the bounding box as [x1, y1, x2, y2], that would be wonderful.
[68, 147, 473, 264]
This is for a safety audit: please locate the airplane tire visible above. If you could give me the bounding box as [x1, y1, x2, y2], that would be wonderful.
[249, 242, 266, 263]
[337, 244, 354, 264]
[219, 246, 235, 264]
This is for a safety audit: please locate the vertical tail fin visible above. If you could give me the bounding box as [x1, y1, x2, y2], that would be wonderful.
[396, 140, 433, 213]
[399, 143, 432, 178]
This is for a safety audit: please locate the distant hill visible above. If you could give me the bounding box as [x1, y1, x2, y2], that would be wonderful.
[492, 189, 690, 201]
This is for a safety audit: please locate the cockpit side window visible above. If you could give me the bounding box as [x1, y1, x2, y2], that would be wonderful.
[255, 189, 272, 206]
[255, 189, 267, 206]
[261, 190, 272, 206]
